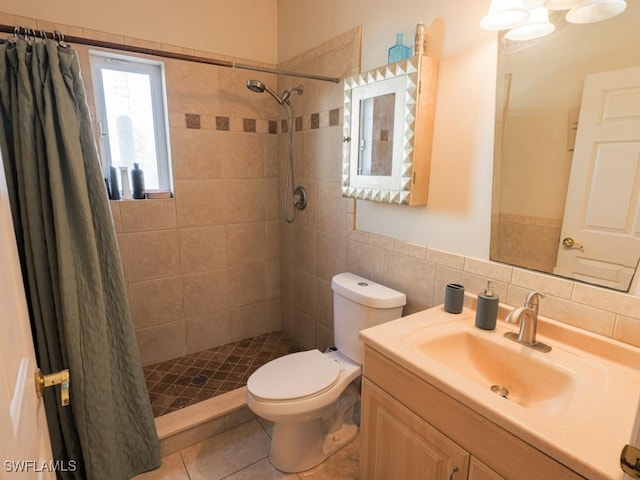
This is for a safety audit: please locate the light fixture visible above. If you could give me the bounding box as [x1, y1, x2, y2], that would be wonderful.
[480, 0, 531, 31]
[544, 0, 583, 9]
[505, 6, 556, 40]
[565, 0, 627, 23]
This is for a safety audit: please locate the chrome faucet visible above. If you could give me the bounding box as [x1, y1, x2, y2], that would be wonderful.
[504, 291, 551, 352]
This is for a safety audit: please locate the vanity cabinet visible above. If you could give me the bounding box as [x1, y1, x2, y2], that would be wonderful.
[361, 347, 585, 480]
[361, 379, 469, 479]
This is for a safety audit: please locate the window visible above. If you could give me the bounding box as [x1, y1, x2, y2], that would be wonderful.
[91, 52, 172, 192]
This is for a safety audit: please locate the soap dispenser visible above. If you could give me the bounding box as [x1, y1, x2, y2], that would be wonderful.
[475, 280, 499, 330]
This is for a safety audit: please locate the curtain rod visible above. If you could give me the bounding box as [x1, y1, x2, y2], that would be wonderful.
[0, 24, 341, 84]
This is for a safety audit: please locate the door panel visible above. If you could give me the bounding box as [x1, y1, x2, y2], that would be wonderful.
[0, 152, 54, 478]
[555, 66, 640, 290]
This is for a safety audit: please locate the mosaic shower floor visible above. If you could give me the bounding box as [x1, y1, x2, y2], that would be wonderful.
[143, 332, 301, 417]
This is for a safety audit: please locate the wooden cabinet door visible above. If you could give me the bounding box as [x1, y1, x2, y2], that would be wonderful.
[361, 378, 469, 480]
[469, 458, 506, 480]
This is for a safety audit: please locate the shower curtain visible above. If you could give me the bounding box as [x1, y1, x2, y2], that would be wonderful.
[0, 38, 160, 478]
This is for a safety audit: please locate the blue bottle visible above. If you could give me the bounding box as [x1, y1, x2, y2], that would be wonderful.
[388, 33, 411, 64]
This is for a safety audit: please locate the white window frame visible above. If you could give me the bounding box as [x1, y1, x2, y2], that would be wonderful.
[90, 50, 172, 192]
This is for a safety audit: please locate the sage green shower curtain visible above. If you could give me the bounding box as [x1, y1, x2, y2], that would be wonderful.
[0, 38, 160, 479]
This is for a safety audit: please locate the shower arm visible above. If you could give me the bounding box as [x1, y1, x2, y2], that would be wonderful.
[0, 24, 341, 84]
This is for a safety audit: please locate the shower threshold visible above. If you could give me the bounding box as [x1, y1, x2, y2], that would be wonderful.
[143, 331, 301, 417]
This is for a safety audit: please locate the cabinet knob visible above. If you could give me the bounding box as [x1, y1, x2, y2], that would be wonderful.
[449, 466, 459, 479]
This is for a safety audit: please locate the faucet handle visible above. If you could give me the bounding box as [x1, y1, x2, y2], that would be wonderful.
[524, 290, 545, 308]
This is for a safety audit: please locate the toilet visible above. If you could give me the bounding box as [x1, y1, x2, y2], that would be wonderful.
[246, 272, 406, 473]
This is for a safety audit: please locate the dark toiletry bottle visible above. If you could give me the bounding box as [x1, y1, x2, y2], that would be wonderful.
[475, 280, 499, 330]
[132, 163, 145, 199]
[110, 166, 121, 200]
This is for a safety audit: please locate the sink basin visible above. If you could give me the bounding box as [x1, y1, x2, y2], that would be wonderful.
[402, 318, 605, 418]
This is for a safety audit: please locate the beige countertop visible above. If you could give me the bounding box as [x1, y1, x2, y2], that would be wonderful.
[359, 301, 640, 480]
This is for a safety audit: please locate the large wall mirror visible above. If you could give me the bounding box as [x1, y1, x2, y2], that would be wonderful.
[491, 3, 640, 292]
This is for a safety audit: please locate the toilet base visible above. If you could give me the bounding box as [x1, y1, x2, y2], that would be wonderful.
[269, 384, 359, 473]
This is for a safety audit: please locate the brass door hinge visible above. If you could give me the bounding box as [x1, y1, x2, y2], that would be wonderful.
[35, 368, 70, 407]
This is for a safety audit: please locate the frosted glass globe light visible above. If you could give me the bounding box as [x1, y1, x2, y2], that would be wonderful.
[505, 6, 556, 40]
[481, 0, 531, 30]
[566, 0, 627, 23]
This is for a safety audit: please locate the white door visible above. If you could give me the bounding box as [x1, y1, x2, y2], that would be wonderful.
[555, 66, 640, 291]
[0, 152, 55, 478]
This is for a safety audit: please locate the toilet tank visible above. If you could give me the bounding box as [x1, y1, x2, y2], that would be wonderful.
[331, 273, 406, 364]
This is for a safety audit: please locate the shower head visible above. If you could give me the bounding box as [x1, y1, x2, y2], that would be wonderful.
[246, 79, 284, 105]
[246, 79, 303, 105]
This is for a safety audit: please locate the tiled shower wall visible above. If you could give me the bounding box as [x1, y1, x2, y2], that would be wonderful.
[69, 34, 283, 366]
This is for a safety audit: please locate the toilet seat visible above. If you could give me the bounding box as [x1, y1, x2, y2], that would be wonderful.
[247, 349, 341, 401]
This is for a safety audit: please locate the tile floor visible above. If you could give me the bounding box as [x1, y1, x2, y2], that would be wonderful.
[134, 418, 360, 479]
[144, 332, 301, 417]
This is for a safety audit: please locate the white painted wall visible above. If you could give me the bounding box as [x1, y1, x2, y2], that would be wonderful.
[278, 0, 498, 260]
[1, 0, 278, 64]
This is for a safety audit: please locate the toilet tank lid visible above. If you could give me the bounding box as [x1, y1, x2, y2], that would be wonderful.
[331, 273, 406, 309]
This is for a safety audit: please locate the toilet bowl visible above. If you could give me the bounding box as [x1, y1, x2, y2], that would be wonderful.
[246, 272, 406, 473]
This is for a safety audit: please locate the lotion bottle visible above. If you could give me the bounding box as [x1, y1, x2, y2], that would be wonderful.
[475, 280, 499, 330]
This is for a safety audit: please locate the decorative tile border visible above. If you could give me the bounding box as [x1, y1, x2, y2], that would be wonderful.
[183, 108, 342, 134]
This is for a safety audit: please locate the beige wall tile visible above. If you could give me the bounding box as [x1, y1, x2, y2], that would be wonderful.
[614, 315, 640, 348]
[539, 293, 616, 337]
[572, 283, 640, 319]
[136, 320, 186, 366]
[265, 179, 279, 221]
[263, 135, 278, 178]
[120, 230, 180, 282]
[345, 239, 385, 284]
[267, 261, 280, 300]
[511, 268, 574, 300]
[316, 232, 346, 282]
[120, 199, 177, 232]
[185, 311, 231, 354]
[229, 302, 277, 341]
[179, 226, 226, 274]
[226, 223, 267, 266]
[315, 278, 334, 330]
[316, 181, 348, 236]
[182, 270, 228, 317]
[292, 224, 316, 275]
[292, 268, 316, 318]
[129, 277, 183, 329]
[174, 179, 226, 227]
[266, 221, 279, 262]
[227, 263, 267, 307]
[384, 251, 436, 314]
[221, 133, 264, 179]
[464, 257, 512, 283]
[223, 179, 265, 224]
[170, 129, 223, 180]
[395, 240, 427, 260]
[310, 127, 343, 183]
[427, 247, 465, 270]
[109, 201, 122, 233]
